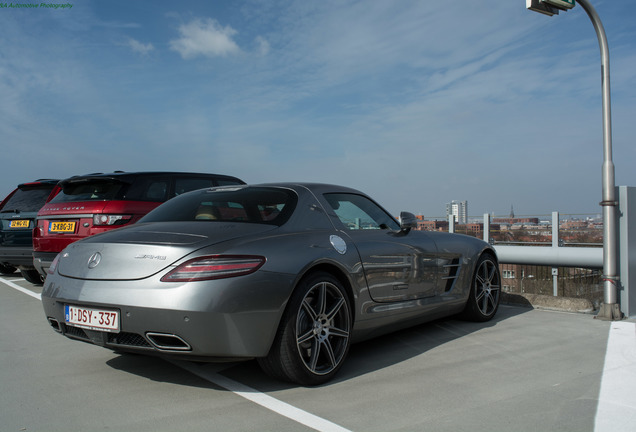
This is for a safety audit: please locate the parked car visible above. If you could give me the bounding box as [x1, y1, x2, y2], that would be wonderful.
[41, 183, 501, 385]
[0, 179, 61, 283]
[32, 171, 244, 279]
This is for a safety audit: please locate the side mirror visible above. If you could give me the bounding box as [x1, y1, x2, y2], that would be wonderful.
[399, 211, 417, 233]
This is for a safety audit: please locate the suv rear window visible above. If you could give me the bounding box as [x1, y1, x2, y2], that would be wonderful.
[1, 185, 58, 212]
[49, 180, 129, 203]
[48, 174, 246, 204]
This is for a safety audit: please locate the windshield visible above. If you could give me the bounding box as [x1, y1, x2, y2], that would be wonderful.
[1, 185, 56, 213]
[141, 187, 297, 227]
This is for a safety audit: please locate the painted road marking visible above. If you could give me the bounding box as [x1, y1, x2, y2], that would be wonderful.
[0, 276, 352, 432]
[595, 321, 636, 432]
[0, 276, 41, 300]
[173, 360, 352, 432]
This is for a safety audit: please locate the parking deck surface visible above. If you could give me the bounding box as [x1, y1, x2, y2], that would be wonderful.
[2, 273, 634, 432]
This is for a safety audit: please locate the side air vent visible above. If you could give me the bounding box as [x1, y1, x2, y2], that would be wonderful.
[442, 258, 461, 292]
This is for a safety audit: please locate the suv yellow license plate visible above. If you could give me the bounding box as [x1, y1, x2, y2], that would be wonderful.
[9, 220, 30, 228]
[64, 305, 120, 333]
[50, 221, 76, 233]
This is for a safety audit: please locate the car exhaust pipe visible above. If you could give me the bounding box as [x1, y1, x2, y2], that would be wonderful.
[145, 332, 191, 351]
[47, 317, 61, 332]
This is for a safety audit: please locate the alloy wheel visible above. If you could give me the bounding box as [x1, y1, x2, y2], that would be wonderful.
[474, 258, 501, 316]
[295, 281, 351, 376]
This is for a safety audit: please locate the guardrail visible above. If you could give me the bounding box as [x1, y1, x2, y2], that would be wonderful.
[416, 211, 603, 303]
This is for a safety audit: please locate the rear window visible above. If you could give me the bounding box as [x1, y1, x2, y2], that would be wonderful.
[141, 187, 297, 226]
[49, 180, 129, 203]
[0, 185, 57, 212]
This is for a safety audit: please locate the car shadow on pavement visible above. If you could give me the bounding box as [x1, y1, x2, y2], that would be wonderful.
[219, 304, 531, 391]
[104, 304, 530, 392]
[105, 352, 236, 391]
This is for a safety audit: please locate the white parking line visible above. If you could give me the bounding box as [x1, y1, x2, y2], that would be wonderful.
[0, 275, 352, 432]
[173, 361, 352, 432]
[0, 276, 41, 300]
[595, 321, 636, 432]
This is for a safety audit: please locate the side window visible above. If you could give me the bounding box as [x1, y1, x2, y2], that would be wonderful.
[125, 176, 170, 202]
[174, 178, 216, 196]
[145, 181, 168, 201]
[324, 193, 400, 231]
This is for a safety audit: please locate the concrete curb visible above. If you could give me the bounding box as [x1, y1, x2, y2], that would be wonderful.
[501, 292, 596, 314]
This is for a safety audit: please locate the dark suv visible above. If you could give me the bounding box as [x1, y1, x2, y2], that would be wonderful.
[0, 179, 61, 283]
[33, 171, 245, 278]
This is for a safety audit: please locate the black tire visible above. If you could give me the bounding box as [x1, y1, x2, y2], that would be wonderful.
[0, 263, 17, 275]
[258, 272, 352, 386]
[21, 269, 44, 285]
[461, 254, 501, 322]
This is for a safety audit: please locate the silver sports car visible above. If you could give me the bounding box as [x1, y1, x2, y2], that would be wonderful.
[42, 183, 501, 385]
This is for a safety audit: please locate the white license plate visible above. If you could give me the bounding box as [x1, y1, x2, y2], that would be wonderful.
[65, 305, 120, 333]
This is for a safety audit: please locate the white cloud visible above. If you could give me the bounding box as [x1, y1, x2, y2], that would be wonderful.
[126, 38, 154, 55]
[169, 18, 240, 59]
[255, 35, 270, 56]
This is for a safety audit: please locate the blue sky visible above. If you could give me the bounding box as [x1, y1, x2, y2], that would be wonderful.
[1, 0, 634, 218]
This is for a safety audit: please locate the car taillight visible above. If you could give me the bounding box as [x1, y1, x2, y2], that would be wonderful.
[92, 214, 132, 226]
[160, 255, 265, 282]
[48, 253, 62, 275]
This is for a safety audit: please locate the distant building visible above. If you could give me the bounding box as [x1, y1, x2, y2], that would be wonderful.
[493, 217, 540, 225]
[464, 223, 500, 237]
[446, 200, 467, 224]
[492, 206, 539, 225]
[416, 220, 449, 231]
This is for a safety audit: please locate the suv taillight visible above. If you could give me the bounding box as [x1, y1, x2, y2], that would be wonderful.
[92, 214, 132, 226]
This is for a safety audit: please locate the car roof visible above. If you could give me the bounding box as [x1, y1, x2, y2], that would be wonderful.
[238, 182, 367, 197]
[17, 179, 60, 188]
[59, 171, 244, 186]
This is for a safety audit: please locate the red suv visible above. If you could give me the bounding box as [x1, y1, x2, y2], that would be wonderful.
[33, 171, 244, 278]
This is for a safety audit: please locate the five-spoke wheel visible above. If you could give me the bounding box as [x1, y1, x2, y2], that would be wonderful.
[295, 279, 351, 377]
[258, 272, 352, 386]
[462, 254, 501, 322]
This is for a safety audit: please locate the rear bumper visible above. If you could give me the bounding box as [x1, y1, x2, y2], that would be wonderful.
[0, 246, 35, 268]
[41, 270, 295, 359]
[33, 252, 58, 276]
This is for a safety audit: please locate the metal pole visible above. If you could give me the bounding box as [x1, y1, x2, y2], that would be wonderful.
[552, 211, 559, 297]
[575, 0, 622, 320]
[483, 213, 490, 242]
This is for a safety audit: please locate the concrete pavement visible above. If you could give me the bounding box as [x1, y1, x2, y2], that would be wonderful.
[2, 273, 634, 432]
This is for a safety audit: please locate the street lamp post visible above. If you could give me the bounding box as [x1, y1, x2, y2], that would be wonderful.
[527, 0, 622, 320]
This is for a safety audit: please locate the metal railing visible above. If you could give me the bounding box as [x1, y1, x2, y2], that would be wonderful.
[415, 211, 604, 306]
